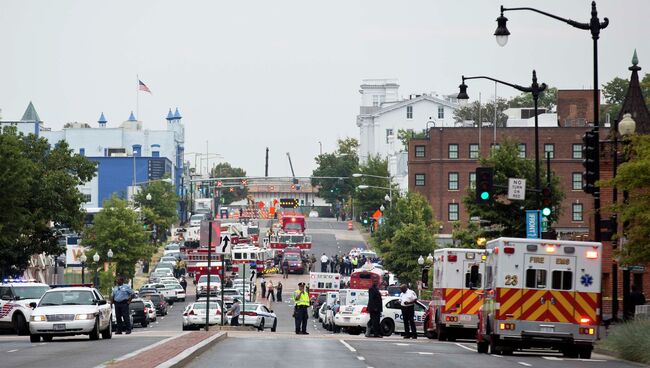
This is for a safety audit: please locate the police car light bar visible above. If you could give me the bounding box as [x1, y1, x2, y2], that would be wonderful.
[2, 278, 36, 283]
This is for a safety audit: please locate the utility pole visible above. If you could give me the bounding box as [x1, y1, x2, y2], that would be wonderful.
[265, 147, 269, 177]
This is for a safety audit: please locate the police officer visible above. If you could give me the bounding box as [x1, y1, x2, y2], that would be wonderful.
[366, 280, 383, 338]
[293, 282, 310, 334]
[111, 276, 134, 334]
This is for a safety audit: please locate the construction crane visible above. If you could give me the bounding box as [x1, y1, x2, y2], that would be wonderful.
[286, 152, 299, 185]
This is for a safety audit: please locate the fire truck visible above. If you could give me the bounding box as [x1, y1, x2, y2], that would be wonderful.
[477, 237, 601, 358]
[269, 214, 311, 251]
[425, 248, 487, 341]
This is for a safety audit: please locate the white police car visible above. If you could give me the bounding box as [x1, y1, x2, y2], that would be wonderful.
[235, 303, 277, 331]
[0, 279, 51, 335]
[334, 296, 427, 336]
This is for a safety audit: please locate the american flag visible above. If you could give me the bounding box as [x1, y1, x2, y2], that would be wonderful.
[138, 80, 152, 94]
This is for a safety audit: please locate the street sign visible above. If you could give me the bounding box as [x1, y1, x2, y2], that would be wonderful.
[257, 201, 265, 209]
[217, 235, 231, 253]
[200, 220, 221, 248]
[525, 210, 540, 239]
[508, 178, 526, 200]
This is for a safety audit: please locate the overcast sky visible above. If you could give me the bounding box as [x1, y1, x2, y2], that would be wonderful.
[0, 0, 647, 176]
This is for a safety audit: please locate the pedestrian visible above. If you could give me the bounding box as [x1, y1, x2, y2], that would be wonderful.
[320, 253, 329, 272]
[111, 276, 134, 334]
[310, 254, 317, 272]
[351, 256, 358, 271]
[399, 284, 418, 339]
[282, 258, 289, 279]
[225, 277, 233, 288]
[367, 280, 383, 338]
[228, 298, 241, 326]
[267, 280, 275, 302]
[292, 282, 310, 334]
[628, 284, 647, 319]
[260, 277, 267, 300]
[179, 277, 188, 291]
[276, 282, 283, 302]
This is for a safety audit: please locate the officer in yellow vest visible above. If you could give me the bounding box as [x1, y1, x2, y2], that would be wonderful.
[293, 282, 310, 334]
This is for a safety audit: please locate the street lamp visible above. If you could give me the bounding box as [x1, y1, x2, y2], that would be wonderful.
[93, 253, 100, 287]
[457, 71, 547, 209]
[495, 1, 609, 243]
[379, 204, 385, 212]
[417, 255, 424, 266]
[427, 253, 434, 263]
[146, 193, 152, 201]
[80, 254, 87, 284]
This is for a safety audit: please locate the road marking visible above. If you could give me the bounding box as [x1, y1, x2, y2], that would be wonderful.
[339, 339, 356, 352]
[7, 349, 18, 353]
[454, 343, 474, 352]
[542, 357, 562, 361]
[406, 352, 435, 355]
[357, 356, 365, 361]
[394, 343, 410, 346]
[518, 363, 532, 367]
[491, 354, 503, 358]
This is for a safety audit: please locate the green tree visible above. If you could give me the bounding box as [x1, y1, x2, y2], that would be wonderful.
[508, 87, 558, 111]
[82, 196, 152, 280]
[311, 138, 359, 205]
[372, 192, 438, 286]
[604, 134, 650, 264]
[134, 178, 178, 242]
[0, 127, 96, 277]
[601, 73, 650, 124]
[397, 129, 426, 152]
[210, 162, 248, 205]
[451, 221, 486, 248]
[461, 140, 564, 238]
[353, 155, 393, 217]
[453, 98, 510, 128]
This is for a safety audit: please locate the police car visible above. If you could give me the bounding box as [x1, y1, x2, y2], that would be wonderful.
[334, 296, 427, 336]
[0, 279, 51, 335]
[235, 303, 277, 331]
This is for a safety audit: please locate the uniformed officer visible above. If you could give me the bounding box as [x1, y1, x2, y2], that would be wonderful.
[111, 276, 134, 334]
[292, 282, 310, 334]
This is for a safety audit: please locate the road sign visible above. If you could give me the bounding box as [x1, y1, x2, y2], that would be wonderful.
[257, 201, 265, 209]
[525, 210, 540, 239]
[199, 220, 221, 248]
[217, 235, 231, 253]
[216, 181, 223, 187]
[508, 178, 526, 200]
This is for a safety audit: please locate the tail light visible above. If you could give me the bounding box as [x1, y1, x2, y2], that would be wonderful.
[360, 306, 368, 314]
[445, 316, 459, 322]
[503, 247, 515, 254]
[447, 255, 458, 262]
[499, 323, 516, 330]
[579, 327, 595, 335]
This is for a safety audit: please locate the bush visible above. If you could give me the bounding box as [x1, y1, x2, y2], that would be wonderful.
[601, 319, 650, 364]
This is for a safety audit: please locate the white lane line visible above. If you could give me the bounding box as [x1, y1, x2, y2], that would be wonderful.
[542, 357, 562, 361]
[491, 354, 503, 358]
[7, 349, 18, 353]
[406, 352, 435, 355]
[518, 363, 532, 367]
[454, 343, 475, 352]
[357, 356, 365, 361]
[394, 343, 410, 346]
[339, 339, 356, 353]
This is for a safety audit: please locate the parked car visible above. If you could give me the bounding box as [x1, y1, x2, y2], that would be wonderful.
[312, 293, 327, 318]
[196, 275, 221, 300]
[281, 253, 304, 274]
[161, 281, 186, 302]
[141, 293, 168, 316]
[143, 300, 157, 322]
[130, 298, 149, 327]
[235, 303, 277, 331]
[29, 287, 112, 342]
[182, 300, 223, 330]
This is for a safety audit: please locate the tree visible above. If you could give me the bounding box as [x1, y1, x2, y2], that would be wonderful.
[397, 129, 426, 152]
[604, 134, 650, 264]
[508, 87, 558, 111]
[601, 74, 650, 124]
[461, 140, 564, 238]
[82, 196, 153, 280]
[353, 155, 393, 217]
[372, 192, 438, 286]
[311, 138, 359, 205]
[0, 127, 96, 277]
[453, 98, 510, 127]
[210, 162, 247, 205]
[451, 221, 486, 248]
[133, 178, 178, 242]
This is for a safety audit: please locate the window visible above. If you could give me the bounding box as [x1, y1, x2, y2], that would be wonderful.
[465, 265, 482, 289]
[572, 172, 583, 190]
[82, 194, 92, 203]
[518, 144, 526, 159]
[438, 106, 445, 119]
[544, 144, 555, 159]
[415, 174, 426, 186]
[372, 95, 382, 107]
[469, 172, 476, 189]
[525, 269, 548, 289]
[551, 271, 573, 290]
[386, 128, 394, 144]
[406, 105, 413, 119]
[448, 203, 459, 221]
[415, 145, 425, 158]
[573, 144, 583, 159]
[572, 203, 583, 221]
[448, 172, 459, 190]
[79, 148, 85, 156]
[448, 144, 459, 159]
[469, 144, 479, 159]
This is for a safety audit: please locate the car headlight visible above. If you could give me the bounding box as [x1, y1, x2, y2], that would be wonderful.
[74, 313, 96, 320]
[30, 315, 46, 322]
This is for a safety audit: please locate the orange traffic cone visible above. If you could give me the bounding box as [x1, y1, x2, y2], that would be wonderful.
[348, 220, 353, 231]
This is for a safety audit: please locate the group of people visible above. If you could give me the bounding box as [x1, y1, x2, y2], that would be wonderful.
[367, 282, 418, 339]
[320, 253, 365, 275]
[259, 277, 283, 302]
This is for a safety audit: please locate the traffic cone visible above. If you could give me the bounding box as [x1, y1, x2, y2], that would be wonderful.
[348, 220, 353, 231]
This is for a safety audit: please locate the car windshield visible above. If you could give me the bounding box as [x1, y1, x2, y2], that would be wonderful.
[190, 215, 205, 221]
[284, 223, 302, 231]
[143, 294, 161, 303]
[193, 302, 221, 310]
[40, 290, 96, 306]
[248, 227, 259, 235]
[284, 255, 300, 261]
[198, 275, 221, 283]
[13, 286, 50, 300]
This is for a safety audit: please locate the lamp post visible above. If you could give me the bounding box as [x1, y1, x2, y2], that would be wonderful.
[93, 253, 100, 287]
[107, 249, 114, 276]
[457, 72, 547, 209]
[80, 254, 87, 284]
[494, 1, 609, 243]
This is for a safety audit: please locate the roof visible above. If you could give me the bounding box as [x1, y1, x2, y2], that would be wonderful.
[173, 108, 182, 119]
[98, 112, 107, 124]
[128, 111, 137, 121]
[364, 94, 458, 118]
[166, 109, 174, 120]
[616, 49, 650, 135]
[21, 101, 41, 122]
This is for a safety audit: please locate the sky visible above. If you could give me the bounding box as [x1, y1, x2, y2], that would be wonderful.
[0, 0, 647, 177]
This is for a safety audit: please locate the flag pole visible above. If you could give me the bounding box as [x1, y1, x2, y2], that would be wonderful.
[136, 74, 140, 123]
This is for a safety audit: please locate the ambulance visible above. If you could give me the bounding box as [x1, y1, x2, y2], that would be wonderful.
[477, 237, 601, 359]
[425, 248, 487, 341]
[308, 272, 341, 300]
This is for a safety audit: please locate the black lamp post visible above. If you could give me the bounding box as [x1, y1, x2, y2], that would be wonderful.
[495, 1, 609, 243]
[457, 71, 547, 208]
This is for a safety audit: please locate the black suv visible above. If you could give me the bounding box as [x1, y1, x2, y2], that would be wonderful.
[130, 298, 149, 327]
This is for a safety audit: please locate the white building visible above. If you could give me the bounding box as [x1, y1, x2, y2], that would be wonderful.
[356, 79, 459, 191]
[503, 107, 558, 128]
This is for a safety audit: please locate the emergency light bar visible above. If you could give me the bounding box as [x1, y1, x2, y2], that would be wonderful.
[2, 278, 37, 283]
[503, 247, 515, 254]
[50, 283, 94, 288]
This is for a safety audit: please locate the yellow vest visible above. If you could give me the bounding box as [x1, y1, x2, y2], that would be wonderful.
[293, 289, 310, 306]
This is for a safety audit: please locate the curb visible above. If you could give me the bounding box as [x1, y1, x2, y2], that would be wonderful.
[95, 332, 192, 368]
[155, 332, 227, 368]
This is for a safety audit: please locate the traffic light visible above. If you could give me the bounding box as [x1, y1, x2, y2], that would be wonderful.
[582, 129, 598, 194]
[541, 186, 552, 216]
[475, 167, 494, 204]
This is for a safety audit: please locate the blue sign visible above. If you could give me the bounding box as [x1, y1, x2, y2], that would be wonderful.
[526, 210, 541, 238]
[580, 274, 593, 287]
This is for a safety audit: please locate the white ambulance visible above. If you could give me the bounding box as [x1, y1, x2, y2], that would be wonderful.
[0, 280, 51, 335]
[308, 272, 341, 300]
[477, 237, 601, 359]
[426, 248, 487, 341]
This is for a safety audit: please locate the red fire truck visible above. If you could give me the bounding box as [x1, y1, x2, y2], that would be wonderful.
[269, 214, 311, 251]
